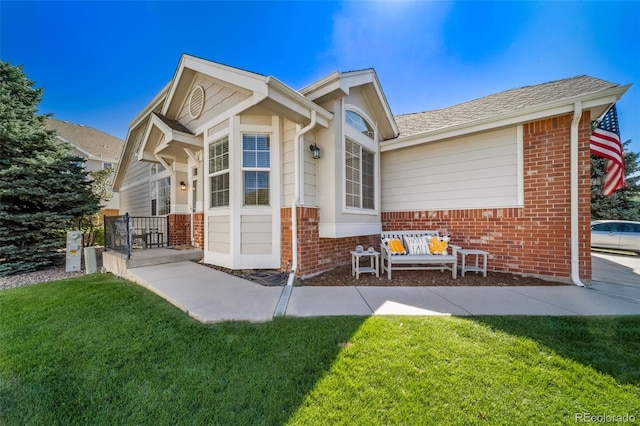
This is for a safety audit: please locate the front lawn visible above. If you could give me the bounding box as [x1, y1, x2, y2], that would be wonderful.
[1, 275, 639, 425]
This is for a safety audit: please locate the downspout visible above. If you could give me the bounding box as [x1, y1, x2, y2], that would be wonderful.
[570, 101, 586, 287]
[286, 110, 317, 287]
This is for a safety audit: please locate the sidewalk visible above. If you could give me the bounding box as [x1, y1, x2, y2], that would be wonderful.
[125, 261, 640, 323]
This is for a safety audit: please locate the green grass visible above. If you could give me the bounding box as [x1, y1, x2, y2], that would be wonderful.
[1, 275, 639, 425]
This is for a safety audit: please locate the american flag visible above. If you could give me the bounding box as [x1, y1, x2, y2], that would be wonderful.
[590, 104, 625, 196]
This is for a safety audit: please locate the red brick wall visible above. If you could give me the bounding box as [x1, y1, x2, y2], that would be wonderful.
[279, 113, 591, 281]
[282, 206, 378, 277]
[193, 213, 204, 249]
[167, 213, 205, 249]
[382, 113, 592, 281]
[281, 208, 293, 271]
[168, 214, 191, 247]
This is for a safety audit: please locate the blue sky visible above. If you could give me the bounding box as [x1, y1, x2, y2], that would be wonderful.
[2, 1, 639, 154]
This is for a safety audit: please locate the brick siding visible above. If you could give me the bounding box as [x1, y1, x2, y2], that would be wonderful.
[167, 213, 204, 248]
[281, 113, 592, 281]
[382, 113, 592, 281]
[282, 206, 378, 278]
[168, 214, 191, 247]
[193, 212, 204, 249]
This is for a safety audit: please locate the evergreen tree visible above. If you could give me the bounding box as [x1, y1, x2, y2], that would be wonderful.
[0, 61, 99, 276]
[591, 139, 640, 221]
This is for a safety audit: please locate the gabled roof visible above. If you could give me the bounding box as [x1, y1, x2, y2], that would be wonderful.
[163, 54, 333, 130]
[46, 118, 124, 162]
[301, 68, 398, 139]
[395, 76, 623, 138]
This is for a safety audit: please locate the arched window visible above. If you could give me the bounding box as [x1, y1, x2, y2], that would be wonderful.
[346, 110, 375, 139]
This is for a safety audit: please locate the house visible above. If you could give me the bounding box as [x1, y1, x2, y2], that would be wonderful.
[46, 117, 124, 214]
[113, 54, 630, 284]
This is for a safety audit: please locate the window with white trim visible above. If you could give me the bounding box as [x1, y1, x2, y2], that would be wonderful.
[345, 140, 375, 209]
[151, 177, 170, 216]
[191, 167, 198, 213]
[346, 110, 375, 139]
[242, 134, 270, 206]
[150, 163, 165, 175]
[209, 136, 229, 208]
[345, 109, 376, 210]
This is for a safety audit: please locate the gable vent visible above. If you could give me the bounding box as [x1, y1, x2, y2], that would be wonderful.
[189, 85, 205, 119]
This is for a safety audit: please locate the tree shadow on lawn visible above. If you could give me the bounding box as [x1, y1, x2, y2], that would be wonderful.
[474, 316, 640, 386]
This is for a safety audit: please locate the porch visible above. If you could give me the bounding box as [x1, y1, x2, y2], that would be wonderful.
[103, 247, 204, 278]
[103, 213, 203, 277]
[104, 214, 171, 256]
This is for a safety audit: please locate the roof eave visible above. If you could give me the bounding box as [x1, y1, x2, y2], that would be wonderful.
[115, 84, 171, 190]
[266, 77, 334, 127]
[301, 69, 398, 138]
[370, 72, 399, 138]
[299, 71, 342, 98]
[382, 84, 630, 152]
[128, 83, 170, 129]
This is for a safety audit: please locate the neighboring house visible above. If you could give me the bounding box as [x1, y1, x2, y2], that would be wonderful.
[113, 54, 630, 283]
[46, 118, 124, 213]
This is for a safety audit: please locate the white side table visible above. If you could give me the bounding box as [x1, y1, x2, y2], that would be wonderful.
[458, 249, 489, 277]
[351, 250, 380, 279]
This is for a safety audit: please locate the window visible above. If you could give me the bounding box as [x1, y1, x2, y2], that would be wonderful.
[151, 177, 170, 216]
[345, 140, 375, 209]
[191, 167, 198, 212]
[102, 162, 113, 169]
[593, 222, 619, 232]
[209, 136, 229, 208]
[191, 180, 198, 212]
[621, 223, 640, 233]
[346, 110, 375, 139]
[593, 222, 640, 233]
[150, 163, 165, 175]
[242, 134, 270, 206]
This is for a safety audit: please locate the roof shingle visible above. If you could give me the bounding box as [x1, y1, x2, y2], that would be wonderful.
[46, 118, 124, 161]
[394, 75, 619, 138]
[153, 112, 193, 134]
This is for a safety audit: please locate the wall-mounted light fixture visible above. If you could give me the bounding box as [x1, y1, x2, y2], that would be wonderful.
[180, 181, 187, 191]
[310, 144, 321, 159]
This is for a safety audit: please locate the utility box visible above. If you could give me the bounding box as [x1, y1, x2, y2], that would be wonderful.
[84, 247, 97, 274]
[65, 231, 82, 272]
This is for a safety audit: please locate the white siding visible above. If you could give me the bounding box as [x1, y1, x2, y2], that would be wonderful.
[280, 121, 317, 207]
[240, 115, 272, 126]
[207, 119, 229, 138]
[177, 75, 250, 130]
[281, 120, 296, 205]
[118, 123, 152, 216]
[302, 132, 317, 206]
[208, 215, 230, 254]
[240, 215, 272, 255]
[381, 127, 519, 211]
[119, 159, 151, 216]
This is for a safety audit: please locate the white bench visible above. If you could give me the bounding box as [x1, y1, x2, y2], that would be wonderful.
[381, 230, 460, 279]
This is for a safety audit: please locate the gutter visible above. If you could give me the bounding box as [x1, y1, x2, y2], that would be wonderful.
[570, 101, 586, 287]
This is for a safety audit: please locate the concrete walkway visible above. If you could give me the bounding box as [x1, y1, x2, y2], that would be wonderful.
[124, 260, 640, 323]
[125, 261, 282, 323]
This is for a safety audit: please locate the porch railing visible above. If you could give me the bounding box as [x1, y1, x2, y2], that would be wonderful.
[104, 213, 170, 259]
